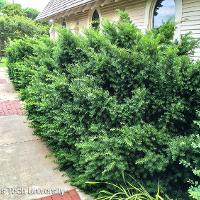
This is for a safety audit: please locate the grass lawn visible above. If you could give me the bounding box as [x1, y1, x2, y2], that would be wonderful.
[0, 57, 7, 68]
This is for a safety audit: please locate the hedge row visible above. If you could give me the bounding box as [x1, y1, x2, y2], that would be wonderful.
[7, 12, 200, 199]
[0, 14, 48, 57]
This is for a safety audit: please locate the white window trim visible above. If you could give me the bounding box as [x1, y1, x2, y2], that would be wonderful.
[144, 0, 182, 39]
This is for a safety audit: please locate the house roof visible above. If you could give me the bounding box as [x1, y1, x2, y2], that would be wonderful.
[36, 0, 94, 20]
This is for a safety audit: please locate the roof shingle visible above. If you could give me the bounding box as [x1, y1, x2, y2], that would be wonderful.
[36, 0, 94, 20]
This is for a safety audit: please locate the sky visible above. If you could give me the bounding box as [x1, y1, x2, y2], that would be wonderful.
[7, 0, 50, 11]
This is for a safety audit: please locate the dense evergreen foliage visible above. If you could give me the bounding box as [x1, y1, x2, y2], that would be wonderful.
[0, 15, 48, 56]
[0, 2, 47, 57]
[6, 12, 200, 199]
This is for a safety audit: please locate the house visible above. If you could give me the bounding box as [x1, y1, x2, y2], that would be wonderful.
[37, 0, 200, 58]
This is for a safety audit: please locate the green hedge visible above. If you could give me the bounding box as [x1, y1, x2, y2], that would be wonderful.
[0, 15, 48, 56]
[7, 12, 200, 199]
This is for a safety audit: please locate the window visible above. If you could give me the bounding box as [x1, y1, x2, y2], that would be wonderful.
[153, 0, 176, 28]
[91, 10, 100, 29]
[144, 0, 182, 39]
[61, 18, 66, 28]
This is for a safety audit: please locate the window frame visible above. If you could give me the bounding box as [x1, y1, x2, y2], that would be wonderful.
[144, 0, 182, 39]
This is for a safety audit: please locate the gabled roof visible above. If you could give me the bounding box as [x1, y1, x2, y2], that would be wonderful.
[36, 0, 94, 20]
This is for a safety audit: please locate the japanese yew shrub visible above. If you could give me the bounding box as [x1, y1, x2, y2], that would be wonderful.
[7, 36, 55, 89]
[7, 12, 200, 199]
[0, 14, 48, 57]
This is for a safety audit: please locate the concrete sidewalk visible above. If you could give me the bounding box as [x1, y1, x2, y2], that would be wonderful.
[0, 68, 91, 200]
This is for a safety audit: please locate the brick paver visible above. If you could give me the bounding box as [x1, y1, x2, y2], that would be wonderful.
[0, 79, 7, 84]
[39, 189, 81, 200]
[0, 100, 24, 116]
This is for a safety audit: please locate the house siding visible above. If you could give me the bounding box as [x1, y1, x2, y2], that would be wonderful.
[100, 0, 146, 31]
[65, 11, 90, 32]
[63, 0, 147, 32]
[181, 0, 200, 58]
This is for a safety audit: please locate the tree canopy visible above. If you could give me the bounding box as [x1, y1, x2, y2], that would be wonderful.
[1, 3, 24, 16]
[0, 2, 48, 57]
[23, 7, 39, 20]
[0, 2, 39, 20]
[0, 0, 6, 10]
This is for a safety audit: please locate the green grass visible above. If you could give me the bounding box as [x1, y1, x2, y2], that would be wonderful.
[0, 57, 7, 68]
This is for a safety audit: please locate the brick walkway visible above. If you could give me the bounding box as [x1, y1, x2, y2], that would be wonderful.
[0, 69, 91, 200]
[39, 189, 81, 200]
[0, 79, 7, 84]
[0, 73, 24, 116]
[0, 100, 24, 116]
